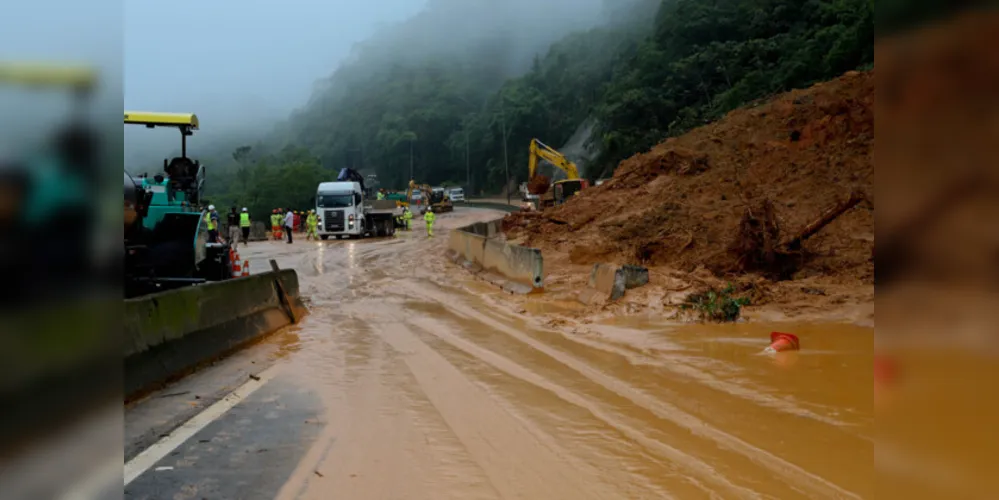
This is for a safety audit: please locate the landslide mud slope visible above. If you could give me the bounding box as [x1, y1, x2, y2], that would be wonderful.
[505, 70, 875, 320]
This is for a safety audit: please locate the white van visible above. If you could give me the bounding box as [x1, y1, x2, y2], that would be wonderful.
[448, 187, 465, 202]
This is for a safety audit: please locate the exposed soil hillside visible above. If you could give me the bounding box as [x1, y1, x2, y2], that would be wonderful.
[503, 70, 875, 322]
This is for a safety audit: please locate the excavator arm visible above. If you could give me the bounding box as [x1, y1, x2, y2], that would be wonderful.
[529, 139, 580, 180]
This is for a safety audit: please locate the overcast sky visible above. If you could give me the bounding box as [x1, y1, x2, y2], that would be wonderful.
[125, 0, 426, 134]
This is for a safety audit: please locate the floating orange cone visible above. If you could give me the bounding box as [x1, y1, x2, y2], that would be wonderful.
[874, 353, 898, 413]
[764, 332, 800, 354]
[241, 259, 250, 277]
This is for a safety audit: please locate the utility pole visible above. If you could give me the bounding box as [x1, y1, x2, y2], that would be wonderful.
[409, 139, 414, 182]
[465, 128, 470, 194]
[501, 103, 511, 205]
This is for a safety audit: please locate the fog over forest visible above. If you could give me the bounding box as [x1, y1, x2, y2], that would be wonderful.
[124, 0, 610, 170]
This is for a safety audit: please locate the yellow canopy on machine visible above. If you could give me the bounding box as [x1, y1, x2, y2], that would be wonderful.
[0, 62, 97, 90]
[124, 111, 199, 130]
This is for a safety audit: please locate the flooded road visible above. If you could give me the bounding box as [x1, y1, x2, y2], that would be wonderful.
[124, 207, 873, 499]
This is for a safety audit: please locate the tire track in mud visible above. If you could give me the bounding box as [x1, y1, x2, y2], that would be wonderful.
[404, 316, 757, 499]
[398, 281, 863, 500]
[371, 321, 622, 500]
[405, 322, 682, 500]
[277, 310, 501, 500]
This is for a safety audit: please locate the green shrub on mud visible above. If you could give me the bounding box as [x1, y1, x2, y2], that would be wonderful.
[681, 284, 751, 322]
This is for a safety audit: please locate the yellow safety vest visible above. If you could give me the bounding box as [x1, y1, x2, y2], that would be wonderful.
[204, 212, 216, 230]
[424, 212, 435, 223]
[240, 213, 251, 227]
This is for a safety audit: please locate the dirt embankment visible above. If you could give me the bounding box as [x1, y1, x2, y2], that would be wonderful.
[504, 70, 875, 323]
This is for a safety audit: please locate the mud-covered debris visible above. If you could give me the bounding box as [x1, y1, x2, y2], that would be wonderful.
[505, 70, 874, 285]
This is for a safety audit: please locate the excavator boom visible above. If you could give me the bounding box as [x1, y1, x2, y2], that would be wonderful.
[529, 139, 580, 180]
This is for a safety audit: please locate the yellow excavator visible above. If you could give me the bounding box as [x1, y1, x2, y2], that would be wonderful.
[407, 180, 453, 215]
[526, 138, 589, 210]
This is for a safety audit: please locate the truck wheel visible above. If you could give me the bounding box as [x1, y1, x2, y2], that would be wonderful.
[320, 235, 329, 241]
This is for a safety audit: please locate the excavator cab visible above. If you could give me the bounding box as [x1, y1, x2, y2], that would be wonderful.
[553, 179, 589, 205]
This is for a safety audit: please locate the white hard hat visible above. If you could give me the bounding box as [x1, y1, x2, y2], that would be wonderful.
[208, 204, 215, 210]
[242, 207, 247, 212]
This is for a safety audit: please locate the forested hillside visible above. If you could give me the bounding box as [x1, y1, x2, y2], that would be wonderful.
[199, 0, 873, 215]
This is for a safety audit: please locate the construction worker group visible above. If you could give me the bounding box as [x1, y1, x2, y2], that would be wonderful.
[215, 204, 436, 243]
[203, 205, 254, 250]
[264, 208, 321, 243]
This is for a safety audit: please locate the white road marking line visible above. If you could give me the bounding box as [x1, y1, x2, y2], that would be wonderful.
[123, 365, 280, 487]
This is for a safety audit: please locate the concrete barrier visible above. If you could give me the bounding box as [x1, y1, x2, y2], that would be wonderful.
[577, 263, 649, 305]
[250, 221, 269, 241]
[123, 269, 303, 398]
[446, 218, 544, 294]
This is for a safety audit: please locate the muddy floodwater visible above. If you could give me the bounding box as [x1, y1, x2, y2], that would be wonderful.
[125, 208, 872, 500]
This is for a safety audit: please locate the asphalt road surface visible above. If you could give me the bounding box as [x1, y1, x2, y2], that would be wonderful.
[122, 206, 873, 499]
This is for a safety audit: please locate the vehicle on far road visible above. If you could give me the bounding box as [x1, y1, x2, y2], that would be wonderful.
[448, 187, 465, 202]
[316, 169, 398, 240]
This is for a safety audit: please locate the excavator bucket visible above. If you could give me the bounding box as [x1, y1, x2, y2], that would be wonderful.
[527, 175, 551, 195]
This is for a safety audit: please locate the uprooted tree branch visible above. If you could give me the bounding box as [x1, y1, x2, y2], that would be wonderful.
[729, 190, 868, 278]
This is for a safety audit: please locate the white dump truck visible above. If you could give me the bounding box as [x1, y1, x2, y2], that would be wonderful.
[316, 170, 399, 240]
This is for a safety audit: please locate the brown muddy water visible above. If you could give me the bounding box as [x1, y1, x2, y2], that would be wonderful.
[235, 208, 873, 500]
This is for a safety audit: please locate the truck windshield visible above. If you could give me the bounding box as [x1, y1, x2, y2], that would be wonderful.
[317, 193, 354, 208]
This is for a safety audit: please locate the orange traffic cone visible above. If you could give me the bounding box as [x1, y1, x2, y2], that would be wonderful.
[764, 332, 800, 354]
[241, 260, 250, 277]
[231, 249, 242, 277]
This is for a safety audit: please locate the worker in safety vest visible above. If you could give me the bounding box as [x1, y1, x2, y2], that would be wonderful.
[204, 204, 219, 243]
[270, 209, 281, 240]
[377, 189, 386, 200]
[423, 206, 435, 237]
[306, 210, 319, 240]
[240, 208, 251, 245]
[402, 207, 413, 231]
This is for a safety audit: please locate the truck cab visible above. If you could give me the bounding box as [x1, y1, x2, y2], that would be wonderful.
[316, 181, 398, 240]
[316, 181, 363, 239]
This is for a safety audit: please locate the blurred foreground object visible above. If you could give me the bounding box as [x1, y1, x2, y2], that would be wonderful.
[0, 62, 96, 92]
[0, 62, 116, 478]
[876, 10, 999, 499]
[0, 62, 102, 304]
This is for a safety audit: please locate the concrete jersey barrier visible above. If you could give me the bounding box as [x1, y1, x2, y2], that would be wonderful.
[123, 269, 303, 398]
[446, 218, 544, 294]
[577, 263, 650, 305]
